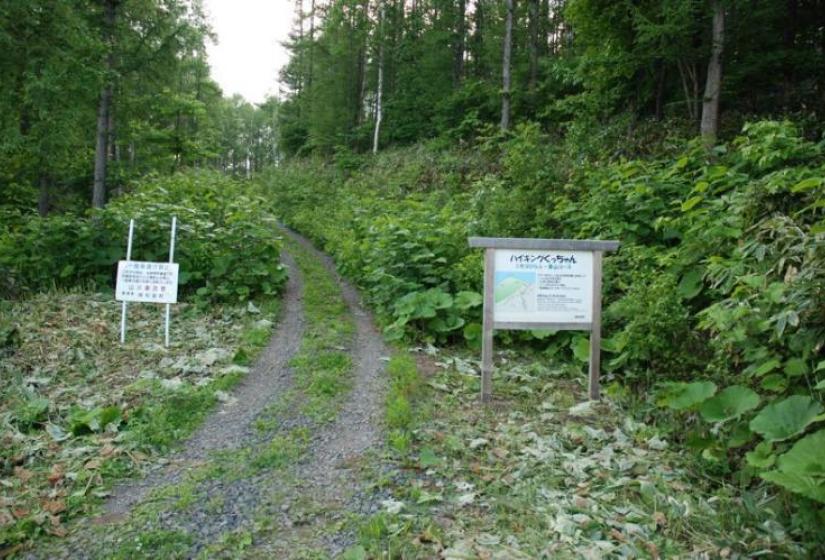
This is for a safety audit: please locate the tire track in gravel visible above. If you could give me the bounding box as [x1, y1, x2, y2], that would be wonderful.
[252, 228, 389, 556]
[26, 231, 389, 559]
[102, 249, 307, 518]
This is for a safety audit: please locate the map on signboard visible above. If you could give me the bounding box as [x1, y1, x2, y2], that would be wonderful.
[115, 260, 179, 304]
[494, 271, 537, 313]
[493, 249, 592, 324]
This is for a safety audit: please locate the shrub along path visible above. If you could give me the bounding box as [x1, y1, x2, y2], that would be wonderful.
[25, 229, 389, 559]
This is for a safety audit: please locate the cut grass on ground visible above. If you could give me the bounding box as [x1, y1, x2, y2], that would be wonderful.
[0, 290, 280, 551]
[66, 239, 359, 559]
[352, 348, 807, 559]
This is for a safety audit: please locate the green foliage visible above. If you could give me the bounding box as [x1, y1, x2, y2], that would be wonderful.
[761, 430, 825, 504]
[749, 396, 824, 443]
[267, 120, 825, 536]
[69, 405, 123, 436]
[0, 171, 287, 302]
[699, 386, 760, 423]
[658, 381, 717, 411]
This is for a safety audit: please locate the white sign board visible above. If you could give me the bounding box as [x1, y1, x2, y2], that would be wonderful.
[493, 249, 592, 324]
[116, 260, 179, 304]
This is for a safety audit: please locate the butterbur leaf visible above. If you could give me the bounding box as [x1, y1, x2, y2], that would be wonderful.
[749, 396, 824, 442]
[746, 441, 776, 469]
[463, 323, 482, 348]
[699, 386, 760, 423]
[571, 336, 590, 362]
[783, 358, 808, 378]
[453, 291, 482, 310]
[760, 374, 787, 393]
[530, 329, 554, 340]
[761, 430, 825, 503]
[657, 381, 717, 411]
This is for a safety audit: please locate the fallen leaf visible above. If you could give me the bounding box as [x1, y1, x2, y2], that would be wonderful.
[0, 510, 13, 527]
[653, 511, 667, 528]
[609, 529, 626, 543]
[12, 507, 30, 519]
[469, 438, 489, 450]
[100, 444, 117, 457]
[42, 500, 66, 515]
[84, 459, 103, 470]
[48, 525, 68, 538]
[643, 541, 660, 559]
[48, 464, 64, 486]
[14, 467, 34, 483]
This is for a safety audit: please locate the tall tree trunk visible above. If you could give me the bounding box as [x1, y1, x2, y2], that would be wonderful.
[93, 0, 117, 209]
[654, 59, 665, 121]
[38, 173, 49, 217]
[700, 0, 724, 148]
[471, 0, 486, 78]
[528, 0, 539, 95]
[500, 0, 513, 131]
[373, 3, 385, 154]
[453, 0, 466, 86]
[538, 0, 550, 56]
[782, 0, 797, 109]
[308, 0, 316, 91]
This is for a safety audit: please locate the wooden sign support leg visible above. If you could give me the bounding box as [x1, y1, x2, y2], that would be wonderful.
[588, 251, 603, 400]
[481, 248, 495, 403]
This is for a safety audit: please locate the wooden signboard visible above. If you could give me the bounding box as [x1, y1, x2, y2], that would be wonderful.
[468, 237, 620, 402]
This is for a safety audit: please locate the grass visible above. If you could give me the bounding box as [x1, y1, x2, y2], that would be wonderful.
[53, 235, 361, 559]
[350, 348, 811, 559]
[282, 236, 355, 421]
[0, 289, 281, 551]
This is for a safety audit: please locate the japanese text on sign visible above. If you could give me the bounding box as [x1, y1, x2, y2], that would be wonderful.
[493, 249, 592, 324]
[115, 260, 179, 304]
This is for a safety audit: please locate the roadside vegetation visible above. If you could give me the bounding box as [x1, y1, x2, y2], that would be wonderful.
[0, 172, 286, 551]
[265, 120, 825, 554]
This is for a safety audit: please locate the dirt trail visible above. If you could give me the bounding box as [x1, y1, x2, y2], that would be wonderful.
[27, 230, 388, 559]
[253, 229, 389, 555]
[103, 250, 306, 518]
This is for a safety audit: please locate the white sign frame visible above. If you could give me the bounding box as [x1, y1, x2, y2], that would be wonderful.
[469, 237, 620, 403]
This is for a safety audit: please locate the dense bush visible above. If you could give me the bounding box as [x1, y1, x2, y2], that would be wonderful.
[264, 121, 825, 518]
[0, 171, 287, 302]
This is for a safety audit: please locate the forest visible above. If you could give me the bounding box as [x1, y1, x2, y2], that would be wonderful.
[1, 0, 824, 557]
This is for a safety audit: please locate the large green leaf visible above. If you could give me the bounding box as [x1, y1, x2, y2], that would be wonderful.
[453, 291, 482, 311]
[746, 441, 775, 469]
[677, 269, 704, 299]
[658, 381, 717, 411]
[571, 336, 590, 362]
[749, 395, 824, 442]
[699, 385, 760, 422]
[761, 430, 825, 503]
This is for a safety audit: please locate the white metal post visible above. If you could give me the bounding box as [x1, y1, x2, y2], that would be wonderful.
[164, 216, 177, 347]
[120, 219, 135, 343]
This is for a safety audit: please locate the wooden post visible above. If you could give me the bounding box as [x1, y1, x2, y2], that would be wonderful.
[588, 251, 603, 400]
[481, 248, 495, 402]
